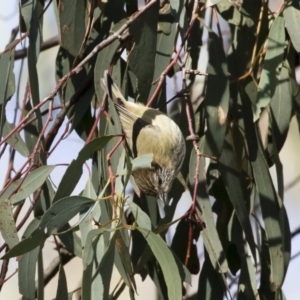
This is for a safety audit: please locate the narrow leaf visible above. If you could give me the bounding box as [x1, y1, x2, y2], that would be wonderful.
[283, 0, 300, 52]
[59, 0, 87, 56]
[0, 165, 55, 205]
[53, 136, 113, 202]
[19, 246, 40, 299]
[2, 121, 29, 157]
[128, 202, 152, 230]
[128, 1, 159, 103]
[55, 264, 68, 300]
[204, 30, 229, 157]
[0, 199, 19, 248]
[39, 196, 96, 235]
[254, 16, 285, 121]
[137, 227, 182, 300]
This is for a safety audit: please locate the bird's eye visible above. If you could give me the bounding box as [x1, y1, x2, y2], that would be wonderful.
[158, 177, 162, 185]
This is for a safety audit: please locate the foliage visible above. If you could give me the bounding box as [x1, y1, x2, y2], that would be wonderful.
[0, 0, 299, 299]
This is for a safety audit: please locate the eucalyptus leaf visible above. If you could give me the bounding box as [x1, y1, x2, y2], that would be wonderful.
[55, 264, 68, 300]
[254, 16, 285, 121]
[59, 0, 87, 56]
[128, 1, 159, 103]
[0, 165, 55, 205]
[53, 136, 113, 202]
[137, 227, 182, 300]
[0, 199, 19, 249]
[283, 0, 300, 53]
[128, 201, 152, 230]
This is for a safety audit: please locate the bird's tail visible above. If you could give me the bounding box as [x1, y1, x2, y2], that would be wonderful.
[101, 71, 127, 105]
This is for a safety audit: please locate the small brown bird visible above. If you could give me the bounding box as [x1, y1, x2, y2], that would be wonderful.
[101, 71, 186, 199]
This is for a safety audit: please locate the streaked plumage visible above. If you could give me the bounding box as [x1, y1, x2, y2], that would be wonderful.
[101, 71, 186, 198]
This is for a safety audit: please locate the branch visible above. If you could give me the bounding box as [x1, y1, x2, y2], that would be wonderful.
[14, 36, 59, 60]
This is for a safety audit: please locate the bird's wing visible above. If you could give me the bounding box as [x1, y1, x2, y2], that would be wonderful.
[135, 123, 161, 157]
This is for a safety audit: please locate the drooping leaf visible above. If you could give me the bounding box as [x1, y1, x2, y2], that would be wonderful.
[2, 120, 29, 157]
[39, 196, 96, 235]
[254, 16, 285, 121]
[198, 250, 225, 299]
[128, 201, 152, 231]
[58, 0, 87, 56]
[37, 249, 44, 300]
[94, 21, 126, 105]
[18, 218, 41, 299]
[268, 65, 293, 156]
[242, 90, 285, 291]
[283, 0, 300, 53]
[55, 264, 68, 300]
[0, 199, 19, 249]
[128, 1, 159, 103]
[204, 30, 229, 157]
[0, 50, 15, 106]
[21, 0, 44, 132]
[189, 152, 228, 273]
[218, 134, 257, 261]
[19, 246, 40, 299]
[53, 136, 113, 202]
[137, 227, 182, 300]
[0, 165, 55, 205]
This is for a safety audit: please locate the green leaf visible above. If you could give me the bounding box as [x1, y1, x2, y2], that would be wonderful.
[148, 21, 176, 105]
[218, 134, 257, 261]
[189, 153, 228, 273]
[21, 0, 44, 132]
[82, 234, 105, 300]
[252, 150, 285, 291]
[283, 0, 300, 53]
[2, 228, 46, 259]
[58, 224, 83, 258]
[0, 199, 19, 249]
[37, 249, 44, 300]
[114, 230, 134, 289]
[128, 1, 159, 103]
[17, 218, 41, 299]
[94, 25, 124, 106]
[0, 165, 55, 205]
[37, 179, 55, 216]
[83, 227, 115, 268]
[229, 215, 258, 299]
[53, 135, 113, 202]
[242, 91, 285, 291]
[80, 178, 101, 247]
[198, 250, 225, 299]
[137, 227, 182, 300]
[19, 246, 40, 299]
[99, 235, 116, 299]
[55, 264, 68, 300]
[254, 16, 285, 121]
[128, 201, 152, 230]
[204, 30, 229, 157]
[39, 196, 96, 235]
[0, 50, 15, 105]
[59, 0, 87, 56]
[269, 65, 293, 154]
[2, 120, 29, 157]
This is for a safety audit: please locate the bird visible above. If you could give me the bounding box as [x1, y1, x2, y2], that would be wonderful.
[101, 71, 186, 199]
